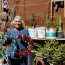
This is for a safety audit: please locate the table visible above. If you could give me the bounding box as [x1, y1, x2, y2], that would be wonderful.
[50, 0, 65, 18]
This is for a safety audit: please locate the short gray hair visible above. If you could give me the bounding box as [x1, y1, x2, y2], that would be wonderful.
[11, 16, 25, 27]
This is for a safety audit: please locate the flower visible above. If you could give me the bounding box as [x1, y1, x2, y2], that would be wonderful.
[17, 34, 34, 56]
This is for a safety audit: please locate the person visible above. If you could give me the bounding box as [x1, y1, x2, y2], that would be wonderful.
[2, 16, 29, 65]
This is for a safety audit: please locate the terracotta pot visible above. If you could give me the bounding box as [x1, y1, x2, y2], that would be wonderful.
[36, 58, 45, 65]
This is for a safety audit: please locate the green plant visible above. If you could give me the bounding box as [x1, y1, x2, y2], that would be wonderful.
[33, 42, 43, 58]
[33, 40, 65, 65]
[30, 13, 37, 28]
[45, 21, 57, 29]
[56, 15, 63, 32]
[43, 40, 65, 65]
[33, 42, 44, 65]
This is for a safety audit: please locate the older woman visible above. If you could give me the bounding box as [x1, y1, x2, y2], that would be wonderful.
[3, 16, 29, 65]
[2, 15, 34, 65]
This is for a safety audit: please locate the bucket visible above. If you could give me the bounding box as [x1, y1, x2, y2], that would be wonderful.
[46, 28, 56, 39]
[28, 28, 37, 38]
[37, 27, 45, 38]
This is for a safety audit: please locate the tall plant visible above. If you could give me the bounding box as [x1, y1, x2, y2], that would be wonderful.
[30, 13, 37, 28]
[56, 15, 63, 32]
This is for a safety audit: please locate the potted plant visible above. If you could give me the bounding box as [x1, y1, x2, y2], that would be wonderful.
[56, 16, 64, 38]
[45, 21, 57, 39]
[33, 43, 45, 65]
[29, 13, 37, 28]
[28, 13, 37, 38]
[33, 40, 65, 65]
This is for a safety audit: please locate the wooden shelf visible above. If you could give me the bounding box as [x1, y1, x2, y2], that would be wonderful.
[32, 37, 65, 40]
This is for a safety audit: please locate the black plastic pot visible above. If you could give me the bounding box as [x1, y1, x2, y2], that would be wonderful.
[56, 31, 64, 38]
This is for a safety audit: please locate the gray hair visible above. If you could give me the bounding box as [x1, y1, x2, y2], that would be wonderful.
[11, 16, 25, 27]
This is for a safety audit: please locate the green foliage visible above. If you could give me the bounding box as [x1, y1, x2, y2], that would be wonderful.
[43, 40, 65, 64]
[34, 47, 44, 58]
[45, 21, 57, 29]
[30, 13, 37, 28]
[56, 15, 63, 31]
[45, 15, 63, 31]
[33, 40, 65, 65]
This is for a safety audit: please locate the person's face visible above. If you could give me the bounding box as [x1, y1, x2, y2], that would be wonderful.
[14, 18, 22, 29]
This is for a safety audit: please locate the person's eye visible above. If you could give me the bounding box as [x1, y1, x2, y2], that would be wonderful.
[18, 21, 21, 22]
[15, 21, 18, 22]
[0, 23, 1, 25]
[15, 21, 21, 22]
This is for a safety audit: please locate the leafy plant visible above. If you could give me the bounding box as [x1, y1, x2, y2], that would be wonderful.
[45, 21, 57, 29]
[33, 42, 44, 65]
[30, 13, 37, 28]
[33, 40, 65, 65]
[56, 15, 63, 32]
[43, 40, 65, 65]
